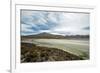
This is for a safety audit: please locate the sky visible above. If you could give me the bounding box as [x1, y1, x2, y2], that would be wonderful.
[21, 10, 90, 36]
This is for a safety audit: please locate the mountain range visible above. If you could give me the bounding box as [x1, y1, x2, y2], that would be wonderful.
[21, 32, 89, 39]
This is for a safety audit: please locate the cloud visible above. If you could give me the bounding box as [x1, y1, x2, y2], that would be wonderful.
[21, 10, 60, 35]
[21, 10, 90, 36]
[50, 12, 90, 35]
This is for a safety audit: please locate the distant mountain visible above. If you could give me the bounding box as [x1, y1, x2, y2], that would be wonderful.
[22, 32, 64, 39]
[64, 35, 89, 39]
[21, 32, 89, 39]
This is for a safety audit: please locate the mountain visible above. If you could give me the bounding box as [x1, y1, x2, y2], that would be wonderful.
[22, 32, 64, 39]
[21, 32, 89, 39]
[64, 35, 89, 39]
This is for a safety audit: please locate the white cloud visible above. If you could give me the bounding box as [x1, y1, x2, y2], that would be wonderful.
[21, 24, 33, 32]
[49, 12, 90, 35]
[21, 10, 90, 35]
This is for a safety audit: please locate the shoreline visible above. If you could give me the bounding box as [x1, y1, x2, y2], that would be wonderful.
[21, 42, 84, 63]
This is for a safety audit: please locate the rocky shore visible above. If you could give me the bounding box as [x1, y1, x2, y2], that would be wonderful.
[21, 43, 83, 63]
